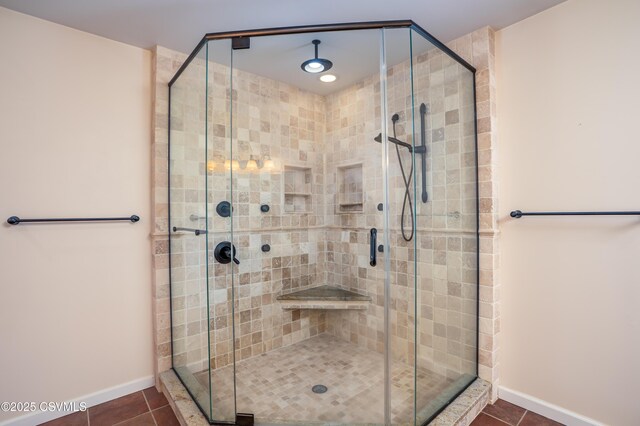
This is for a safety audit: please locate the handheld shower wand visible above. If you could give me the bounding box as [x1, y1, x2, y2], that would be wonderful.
[373, 103, 429, 242]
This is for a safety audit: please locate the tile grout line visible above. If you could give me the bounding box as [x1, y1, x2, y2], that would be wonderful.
[112, 411, 155, 426]
[481, 411, 513, 425]
[141, 390, 158, 426]
[515, 409, 527, 426]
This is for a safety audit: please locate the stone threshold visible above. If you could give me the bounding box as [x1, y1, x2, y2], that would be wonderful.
[160, 369, 209, 426]
[160, 369, 489, 426]
[429, 378, 491, 425]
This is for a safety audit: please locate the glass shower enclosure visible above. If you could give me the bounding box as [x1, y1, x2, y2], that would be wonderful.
[168, 21, 478, 426]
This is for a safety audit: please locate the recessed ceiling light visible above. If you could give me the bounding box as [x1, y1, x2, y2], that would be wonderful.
[319, 74, 337, 83]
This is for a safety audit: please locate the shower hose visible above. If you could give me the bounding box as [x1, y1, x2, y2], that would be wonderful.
[392, 117, 414, 242]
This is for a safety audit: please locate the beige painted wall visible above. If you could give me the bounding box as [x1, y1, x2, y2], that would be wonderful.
[496, 0, 640, 424]
[0, 7, 153, 422]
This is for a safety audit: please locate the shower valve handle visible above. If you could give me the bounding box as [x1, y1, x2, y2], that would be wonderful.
[215, 241, 240, 265]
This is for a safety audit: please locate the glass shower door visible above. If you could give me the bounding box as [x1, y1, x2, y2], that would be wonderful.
[224, 29, 391, 425]
[204, 38, 238, 423]
[168, 37, 239, 425]
[409, 28, 479, 424]
[380, 26, 420, 425]
[169, 45, 216, 420]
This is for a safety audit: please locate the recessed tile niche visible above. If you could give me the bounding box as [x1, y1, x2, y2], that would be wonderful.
[336, 163, 363, 213]
[283, 165, 312, 213]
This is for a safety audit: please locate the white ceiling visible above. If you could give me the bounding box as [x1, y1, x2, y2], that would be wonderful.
[214, 29, 437, 95]
[0, 0, 565, 95]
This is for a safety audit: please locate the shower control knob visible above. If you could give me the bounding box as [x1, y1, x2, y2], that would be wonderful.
[214, 241, 239, 265]
[216, 201, 232, 218]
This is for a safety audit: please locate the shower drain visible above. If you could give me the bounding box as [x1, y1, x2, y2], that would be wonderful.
[312, 384, 328, 394]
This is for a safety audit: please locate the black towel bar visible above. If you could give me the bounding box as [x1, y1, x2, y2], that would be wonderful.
[7, 215, 140, 225]
[510, 210, 640, 218]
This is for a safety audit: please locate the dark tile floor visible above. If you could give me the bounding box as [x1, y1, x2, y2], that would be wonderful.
[39, 387, 562, 426]
[40, 387, 179, 426]
[472, 399, 564, 426]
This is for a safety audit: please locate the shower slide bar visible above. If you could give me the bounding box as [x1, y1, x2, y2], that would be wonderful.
[373, 103, 429, 204]
[172, 226, 207, 235]
[6, 215, 140, 225]
[510, 210, 640, 218]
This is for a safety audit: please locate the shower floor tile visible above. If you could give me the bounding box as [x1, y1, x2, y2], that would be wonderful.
[196, 334, 453, 425]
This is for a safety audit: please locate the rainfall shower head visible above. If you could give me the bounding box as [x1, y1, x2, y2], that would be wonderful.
[301, 40, 333, 73]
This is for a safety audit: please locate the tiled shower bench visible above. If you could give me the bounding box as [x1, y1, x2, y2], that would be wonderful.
[276, 285, 371, 310]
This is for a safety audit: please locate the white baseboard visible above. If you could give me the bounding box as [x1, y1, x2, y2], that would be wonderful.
[0, 375, 155, 426]
[498, 386, 603, 426]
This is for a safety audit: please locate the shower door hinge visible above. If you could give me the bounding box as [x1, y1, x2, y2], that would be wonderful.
[232, 37, 250, 50]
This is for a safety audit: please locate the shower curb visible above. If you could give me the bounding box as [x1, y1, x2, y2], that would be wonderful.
[429, 379, 491, 425]
[160, 369, 489, 426]
[160, 370, 210, 426]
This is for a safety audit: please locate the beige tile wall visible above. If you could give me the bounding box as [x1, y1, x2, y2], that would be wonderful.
[152, 46, 185, 379]
[168, 49, 210, 374]
[165, 50, 330, 374]
[322, 33, 478, 385]
[448, 27, 500, 400]
[152, 25, 499, 402]
[212, 64, 329, 367]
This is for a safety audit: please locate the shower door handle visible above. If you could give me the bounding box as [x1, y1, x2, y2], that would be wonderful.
[370, 228, 377, 267]
[173, 226, 207, 236]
